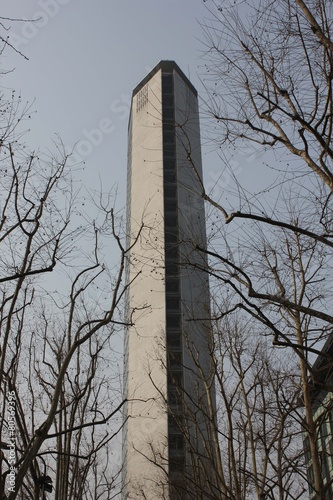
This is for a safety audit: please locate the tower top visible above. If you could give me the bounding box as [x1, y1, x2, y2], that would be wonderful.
[132, 60, 197, 98]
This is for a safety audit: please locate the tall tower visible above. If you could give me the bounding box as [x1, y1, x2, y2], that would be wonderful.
[123, 61, 217, 499]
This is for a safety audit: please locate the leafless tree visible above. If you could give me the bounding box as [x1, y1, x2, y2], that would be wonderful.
[0, 32, 142, 499]
[211, 314, 307, 499]
[195, 1, 333, 498]
[143, 309, 308, 499]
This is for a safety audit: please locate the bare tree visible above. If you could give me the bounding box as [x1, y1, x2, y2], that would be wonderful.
[195, 1, 333, 498]
[212, 314, 307, 499]
[0, 34, 142, 499]
[142, 308, 308, 499]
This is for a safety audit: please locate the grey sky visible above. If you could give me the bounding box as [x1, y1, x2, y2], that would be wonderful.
[2, 0, 218, 207]
[2, 0, 271, 217]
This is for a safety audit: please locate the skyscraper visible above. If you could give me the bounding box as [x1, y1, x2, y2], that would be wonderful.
[122, 61, 217, 499]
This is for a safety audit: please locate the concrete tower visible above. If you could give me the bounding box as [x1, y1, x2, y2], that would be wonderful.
[122, 61, 217, 500]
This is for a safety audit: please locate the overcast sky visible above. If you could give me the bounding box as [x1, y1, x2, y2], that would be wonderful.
[2, 0, 227, 209]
